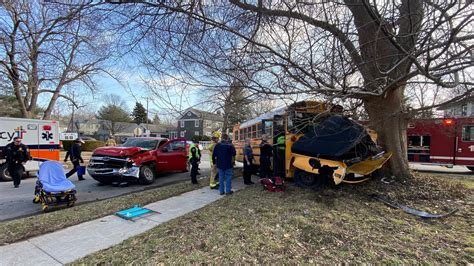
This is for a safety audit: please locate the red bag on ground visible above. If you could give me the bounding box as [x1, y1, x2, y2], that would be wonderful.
[260, 176, 284, 192]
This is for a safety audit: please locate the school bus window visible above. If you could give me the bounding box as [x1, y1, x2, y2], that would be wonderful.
[252, 125, 257, 138]
[257, 123, 262, 138]
[462, 126, 474, 141]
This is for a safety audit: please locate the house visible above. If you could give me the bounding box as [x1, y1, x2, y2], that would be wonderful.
[438, 97, 474, 117]
[177, 108, 224, 139]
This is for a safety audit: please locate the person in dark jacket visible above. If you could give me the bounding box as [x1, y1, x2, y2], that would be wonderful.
[3, 137, 30, 188]
[243, 139, 255, 185]
[188, 143, 200, 184]
[65, 138, 85, 181]
[259, 136, 273, 179]
[212, 134, 236, 195]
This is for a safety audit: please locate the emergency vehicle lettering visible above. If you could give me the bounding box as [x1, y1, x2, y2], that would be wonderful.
[0, 126, 27, 141]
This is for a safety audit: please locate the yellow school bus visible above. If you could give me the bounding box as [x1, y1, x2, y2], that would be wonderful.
[232, 100, 391, 187]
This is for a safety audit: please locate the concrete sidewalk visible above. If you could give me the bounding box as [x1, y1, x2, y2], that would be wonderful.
[0, 180, 246, 265]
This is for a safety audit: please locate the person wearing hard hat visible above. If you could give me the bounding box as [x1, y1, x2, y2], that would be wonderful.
[208, 131, 220, 189]
[105, 135, 117, 146]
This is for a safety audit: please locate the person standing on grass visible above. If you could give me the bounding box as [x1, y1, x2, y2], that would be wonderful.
[243, 139, 255, 185]
[65, 138, 85, 181]
[212, 134, 236, 195]
[3, 137, 30, 188]
[259, 136, 273, 179]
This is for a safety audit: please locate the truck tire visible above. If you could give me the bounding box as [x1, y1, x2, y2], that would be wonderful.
[139, 165, 156, 185]
[0, 164, 12, 182]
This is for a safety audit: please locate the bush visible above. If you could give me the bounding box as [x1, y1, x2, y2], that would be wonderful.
[62, 140, 105, 152]
[191, 135, 211, 142]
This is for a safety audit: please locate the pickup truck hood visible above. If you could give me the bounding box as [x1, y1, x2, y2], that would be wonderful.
[92, 146, 143, 157]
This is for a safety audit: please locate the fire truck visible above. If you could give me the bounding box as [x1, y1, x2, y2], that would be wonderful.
[407, 117, 474, 170]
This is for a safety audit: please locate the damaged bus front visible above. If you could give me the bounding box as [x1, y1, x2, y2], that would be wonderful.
[232, 100, 391, 188]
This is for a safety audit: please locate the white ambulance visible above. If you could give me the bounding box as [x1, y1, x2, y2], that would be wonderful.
[0, 117, 60, 181]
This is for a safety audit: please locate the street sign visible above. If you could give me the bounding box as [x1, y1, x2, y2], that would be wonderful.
[60, 132, 78, 141]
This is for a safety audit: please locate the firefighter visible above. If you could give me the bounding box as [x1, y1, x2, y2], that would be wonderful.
[273, 134, 286, 178]
[259, 135, 273, 179]
[65, 138, 85, 181]
[3, 137, 30, 188]
[105, 135, 117, 146]
[208, 131, 221, 189]
[188, 141, 200, 184]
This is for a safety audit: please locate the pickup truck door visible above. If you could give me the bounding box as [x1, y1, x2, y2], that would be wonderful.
[156, 139, 188, 172]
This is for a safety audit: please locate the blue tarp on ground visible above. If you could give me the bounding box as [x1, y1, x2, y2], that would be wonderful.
[38, 161, 75, 192]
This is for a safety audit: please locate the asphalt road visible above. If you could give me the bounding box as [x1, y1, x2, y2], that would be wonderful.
[1, 157, 470, 222]
[0, 154, 212, 222]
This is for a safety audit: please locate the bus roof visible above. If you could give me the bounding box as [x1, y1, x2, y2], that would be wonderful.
[239, 107, 286, 128]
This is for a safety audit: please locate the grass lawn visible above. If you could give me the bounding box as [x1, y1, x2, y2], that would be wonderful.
[74, 172, 473, 264]
[0, 177, 210, 245]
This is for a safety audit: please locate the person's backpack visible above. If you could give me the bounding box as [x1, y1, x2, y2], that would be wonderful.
[260, 176, 284, 192]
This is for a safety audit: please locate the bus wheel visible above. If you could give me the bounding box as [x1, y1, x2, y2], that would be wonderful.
[0, 164, 12, 181]
[295, 169, 321, 188]
[467, 166, 474, 172]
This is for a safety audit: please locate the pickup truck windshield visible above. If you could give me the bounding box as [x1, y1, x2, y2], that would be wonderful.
[122, 139, 158, 150]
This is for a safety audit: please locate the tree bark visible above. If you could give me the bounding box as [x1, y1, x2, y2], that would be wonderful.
[364, 87, 410, 178]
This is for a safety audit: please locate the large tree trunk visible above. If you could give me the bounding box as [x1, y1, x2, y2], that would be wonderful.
[364, 88, 411, 178]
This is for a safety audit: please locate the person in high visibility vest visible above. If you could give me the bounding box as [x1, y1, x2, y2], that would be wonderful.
[188, 142, 200, 184]
[208, 131, 221, 189]
[273, 134, 286, 178]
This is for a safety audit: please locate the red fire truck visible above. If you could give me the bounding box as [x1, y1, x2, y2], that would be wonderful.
[407, 117, 474, 171]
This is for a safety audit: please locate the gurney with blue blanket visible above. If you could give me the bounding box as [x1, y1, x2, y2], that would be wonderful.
[33, 161, 77, 211]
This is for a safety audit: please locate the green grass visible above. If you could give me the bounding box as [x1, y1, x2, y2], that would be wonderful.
[73, 173, 473, 264]
[0, 177, 210, 245]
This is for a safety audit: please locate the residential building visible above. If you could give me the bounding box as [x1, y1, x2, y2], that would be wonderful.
[438, 97, 474, 117]
[177, 108, 224, 139]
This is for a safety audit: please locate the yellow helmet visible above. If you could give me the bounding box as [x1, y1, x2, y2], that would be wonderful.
[212, 131, 221, 139]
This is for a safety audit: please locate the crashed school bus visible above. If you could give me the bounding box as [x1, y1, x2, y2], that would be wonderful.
[232, 100, 392, 187]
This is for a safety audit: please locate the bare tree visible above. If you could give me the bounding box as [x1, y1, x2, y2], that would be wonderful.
[0, 1, 112, 119]
[110, 1, 473, 177]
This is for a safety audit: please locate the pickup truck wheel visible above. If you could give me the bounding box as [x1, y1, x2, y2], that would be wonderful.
[139, 165, 156, 185]
[0, 164, 12, 181]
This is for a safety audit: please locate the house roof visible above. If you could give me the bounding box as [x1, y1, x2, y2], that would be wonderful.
[437, 96, 474, 110]
[183, 108, 224, 122]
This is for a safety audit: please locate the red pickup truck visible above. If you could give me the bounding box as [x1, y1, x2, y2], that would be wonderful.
[87, 137, 189, 185]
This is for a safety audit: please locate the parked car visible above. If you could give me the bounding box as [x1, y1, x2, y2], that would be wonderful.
[87, 137, 190, 185]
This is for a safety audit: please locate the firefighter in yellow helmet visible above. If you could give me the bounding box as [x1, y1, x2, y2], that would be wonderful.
[208, 131, 221, 189]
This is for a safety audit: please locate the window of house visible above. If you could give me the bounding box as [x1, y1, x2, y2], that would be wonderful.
[180, 120, 184, 128]
[462, 126, 474, 141]
[462, 104, 468, 116]
[195, 120, 199, 127]
[180, 131, 185, 137]
[195, 131, 199, 136]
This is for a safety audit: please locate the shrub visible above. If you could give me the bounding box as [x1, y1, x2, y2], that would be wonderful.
[62, 140, 105, 152]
